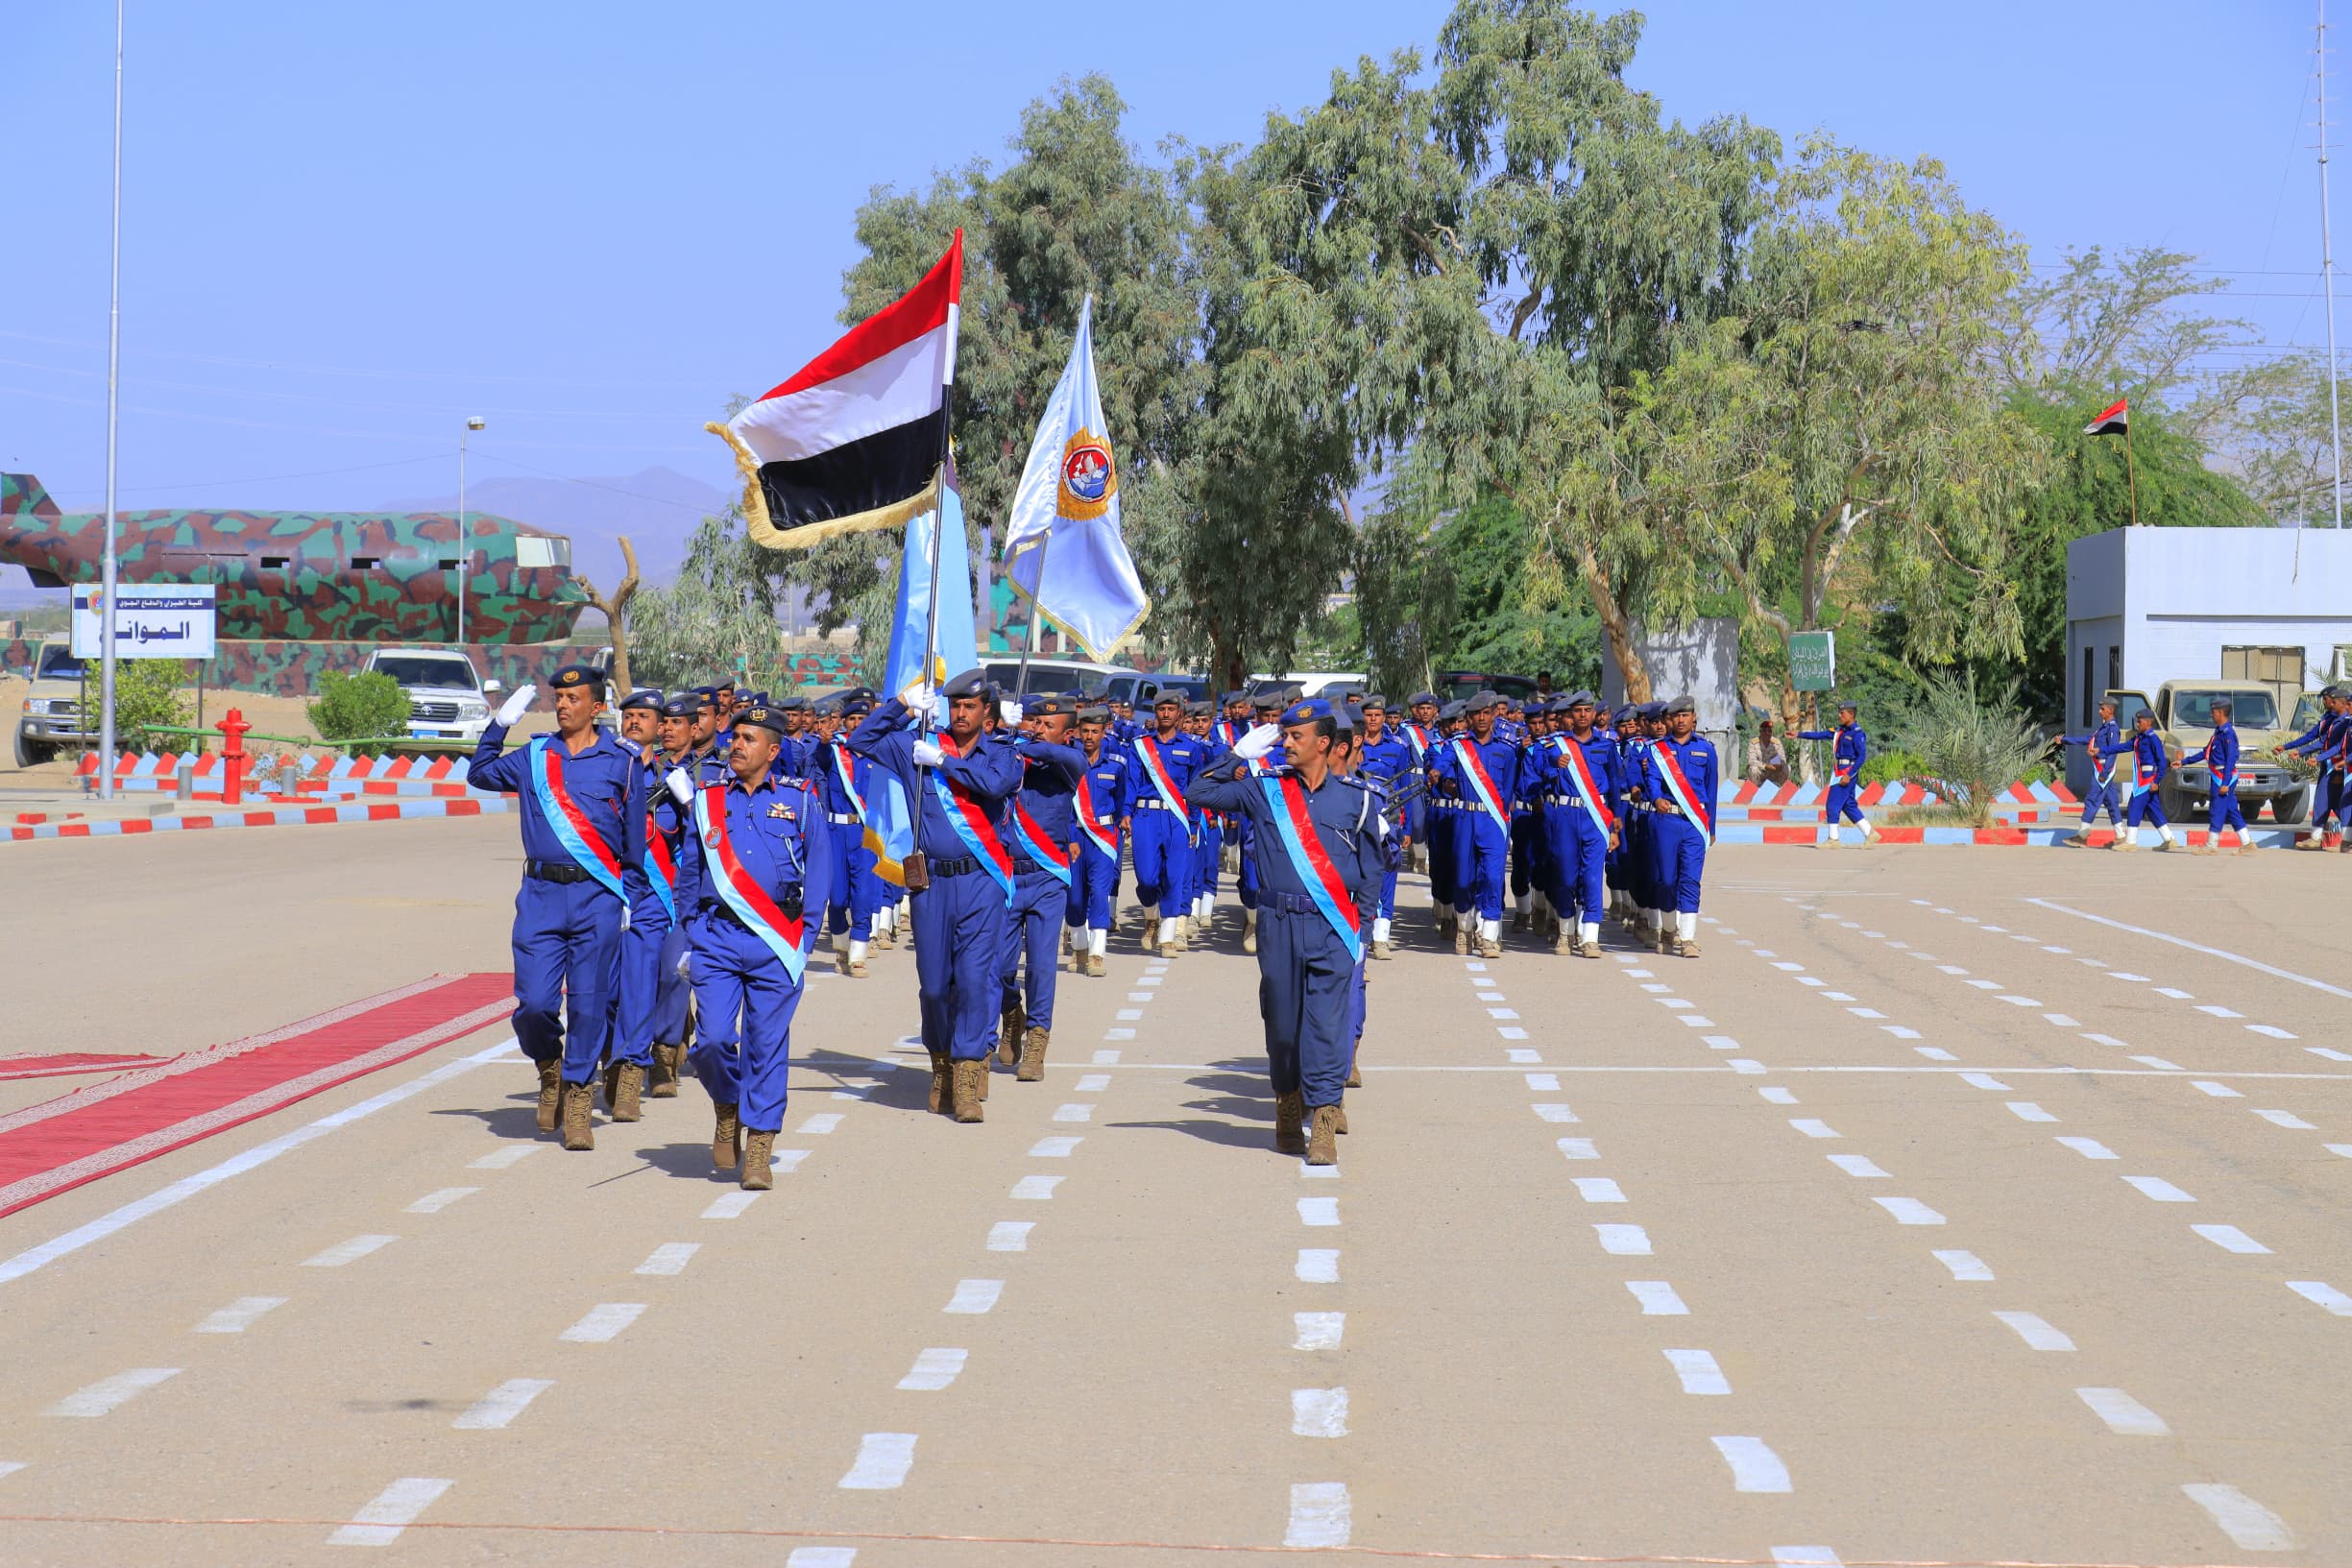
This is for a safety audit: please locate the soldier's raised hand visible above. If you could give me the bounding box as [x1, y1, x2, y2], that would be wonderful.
[496, 684, 537, 727]
[664, 767, 695, 806]
[1235, 723, 1281, 760]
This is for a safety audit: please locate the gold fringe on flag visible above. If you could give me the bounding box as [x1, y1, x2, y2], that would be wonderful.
[705, 422, 943, 552]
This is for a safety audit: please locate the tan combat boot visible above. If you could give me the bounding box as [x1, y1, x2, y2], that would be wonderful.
[1086, 952, 1107, 978]
[740, 1130, 774, 1192]
[713, 1102, 740, 1171]
[1273, 1091, 1307, 1156]
[927, 1052, 950, 1114]
[1346, 1056, 1363, 1090]
[1453, 925, 1469, 955]
[1372, 937, 1393, 960]
[1334, 1101, 1349, 1134]
[1682, 936, 1702, 958]
[535, 1058, 562, 1132]
[560, 1082, 594, 1151]
[1243, 911, 1258, 954]
[952, 1059, 986, 1123]
[1553, 929, 1573, 956]
[649, 1043, 681, 1098]
[997, 1001, 1024, 1067]
[1479, 934, 1503, 960]
[1654, 927, 1672, 954]
[1305, 1105, 1341, 1166]
[1016, 1025, 1049, 1082]
[610, 1062, 643, 1122]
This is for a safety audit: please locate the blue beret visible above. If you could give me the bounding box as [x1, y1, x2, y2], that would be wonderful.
[1280, 698, 1332, 727]
[1613, 705, 1641, 724]
[1361, 693, 1389, 711]
[1565, 690, 1598, 708]
[734, 704, 786, 736]
[1028, 694, 1074, 717]
[942, 669, 990, 700]
[658, 695, 695, 719]
[618, 688, 662, 712]
[1152, 688, 1187, 707]
[1467, 690, 1503, 713]
[1440, 699, 1467, 722]
[1834, 696, 1858, 712]
[1408, 691, 1439, 708]
[691, 686, 719, 705]
[1077, 703, 1113, 722]
[549, 664, 604, 691]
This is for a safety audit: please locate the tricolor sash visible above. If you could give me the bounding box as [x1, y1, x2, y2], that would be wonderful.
[1404, 723, 1432, 761]
[527, 737, 626, 900]
[1652, 743, 1713, 841]
[1831, 729, 1858, 786]
[1260, 773, 1363, 963]
[692, 784, 807, 982]
[1074, 768, 1119, 857]
[831, 744, 867, 821]
[643, 831, 677, 921]
[1450, 736, 1511, 832]
[1008, 799, 1074, 885]
[1553, 734, 1617, 836]
[1132, 735, 1198, 843]
[928, 733, 1016, 898]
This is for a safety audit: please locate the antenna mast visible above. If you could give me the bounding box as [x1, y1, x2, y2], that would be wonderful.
[2322, 0, 2345, 526]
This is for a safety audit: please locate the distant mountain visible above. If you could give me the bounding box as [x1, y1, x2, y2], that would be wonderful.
[384, 466, 730, 591]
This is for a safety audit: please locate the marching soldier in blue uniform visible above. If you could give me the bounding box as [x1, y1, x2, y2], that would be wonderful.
[1234, 686, 1294, 955]
[2279, 686, 2350, 850]
[814, 695, 886, 977]
[2094, 708, 2181, 852]
[2060, 697, 2127, 847]
[1429, 691, 1523, 958]
[1127, 691, 1210, 957]
[639, 693, 702, 1098]
[1186, 700, 1225, 939]
[1398, 692, 1438, 878]
[663, 703, 830, 1189]
[1637, 696, 1716, 957]
[1797, 699, 1881, 847]
[1066, 704, 1128, 977]
[2178, 698, 2255, 856]
[1355, 696, 1413, 958]
[999, 696, 1085, 1079]
[1537, 691, 1619, 958]
[1192, 699, 1385, 1166]
[606, 688, 677, 1121]
[847, 670, 1022, 1121]
[472, 665, 644, 1150]
[1425, 699, 1467, 938]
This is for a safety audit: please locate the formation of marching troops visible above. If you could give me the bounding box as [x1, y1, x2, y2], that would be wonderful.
[470, 670, 1721, 1182]
[2057, 684, 2352, 854]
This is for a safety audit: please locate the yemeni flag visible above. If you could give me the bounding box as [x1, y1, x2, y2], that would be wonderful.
[2083, 397, 2129, 438]
[708, 230, 963, 549]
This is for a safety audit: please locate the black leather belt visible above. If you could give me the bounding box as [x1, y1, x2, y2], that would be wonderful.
[712, 886, 805, 923]
[929, 856, 982, 879]
[1262, 891, 1333, 916]
[526, 859, 596, 884]
[1010, 856, 1063, 876]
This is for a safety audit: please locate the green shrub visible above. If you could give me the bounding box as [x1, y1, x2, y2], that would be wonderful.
[1859, 748, 1928, 785]
[68, 659, 192, 750]
[308, 670, 412, 742]
[1891, 674, 2044, 828]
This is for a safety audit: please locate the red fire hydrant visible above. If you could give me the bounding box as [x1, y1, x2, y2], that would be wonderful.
[218, 709, 252, 806]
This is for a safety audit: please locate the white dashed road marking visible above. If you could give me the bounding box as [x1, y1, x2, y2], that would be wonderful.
[2076, 1387, 2169, 1435]
[194, 1296, 286, 1334]
[1011, 1175, 1062, 1200]
[1875, 1197, 1945, 1225]
[327, 1476, 453, 1547]
[944, 1279, 1004, 1315]
[986, 1221, 1033, 1252]
[303, 1234, 396, 1267]
[838, 1434, 917, 1490]
[1710, 1435, 1792, 1493]
[2192, 1224, 2271, 1255]
[452, 1378, 554, 1430]
[1663, 1348, 1730, 1394]
[47, 1367, 181, 1417]
[1992, 1312, 2074, 1351]
[1291, 1387, 1349, 1437]
[1626, 1281, 1688, 1315]
[1594, 1224, 1651, 1255]
[1934, 1250, 1994, 1281]
[1297, 1197, 1340, 1226]
[896, 1348, 968, 1391]
[1286, 1482, 1352, 1548]
[2122, 1175, 2195, 1202]
[559, 1304, 645, 1343]
[1297, 1249, 1340, 1283]
[634, 1242, 700, 1276]
[702, 1193, 761, 1219]
[1294, 1313, 1346, 1350]
[403, 1188, 476, 1215]
[2181, 1484, 2296, 1551]
[2287, 1281, 2352, 1315]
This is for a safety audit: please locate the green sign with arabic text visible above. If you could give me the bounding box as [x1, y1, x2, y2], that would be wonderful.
[1790, 631, 1835, 692]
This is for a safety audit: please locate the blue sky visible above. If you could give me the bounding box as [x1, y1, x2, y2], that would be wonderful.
[0, 1, 2328, 535]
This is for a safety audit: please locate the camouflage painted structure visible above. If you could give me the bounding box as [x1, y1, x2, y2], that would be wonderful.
[0, 472, 588, 643]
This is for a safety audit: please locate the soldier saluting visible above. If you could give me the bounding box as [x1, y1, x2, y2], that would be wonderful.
[1193, 698, 1384, 1166]
[471, 666, 644, 1150]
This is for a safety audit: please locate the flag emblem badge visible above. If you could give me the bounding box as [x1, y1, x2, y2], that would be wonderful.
[1059, 428, 1117, 519]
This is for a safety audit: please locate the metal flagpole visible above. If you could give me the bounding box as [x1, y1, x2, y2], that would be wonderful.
[2322, 0, 2346, 526]
[98, 0, 125, 802]
[2124, 415, 2139, 526]
[1009, 533, 1054, 706]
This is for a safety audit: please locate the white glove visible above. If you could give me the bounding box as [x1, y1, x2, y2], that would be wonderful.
[496, 684, 536, 727]
[1000, 699, 1025, 727]
[911, 738, 945, 768]
[1235, 723, 1281, 760]
[665, 767, 695, 806]
[903, 685, 941, 725]
[674, 948, 693, 981]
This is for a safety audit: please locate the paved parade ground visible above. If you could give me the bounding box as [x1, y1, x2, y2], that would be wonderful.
[3, 819, 2348, 1566]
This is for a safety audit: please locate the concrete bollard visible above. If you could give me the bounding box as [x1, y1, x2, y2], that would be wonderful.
[278, 758, 299, 795]
[176, 756, 193, 801]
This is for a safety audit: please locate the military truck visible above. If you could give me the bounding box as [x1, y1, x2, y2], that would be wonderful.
[12, 639, 92, 766]
[2106, 681, 2303, 826]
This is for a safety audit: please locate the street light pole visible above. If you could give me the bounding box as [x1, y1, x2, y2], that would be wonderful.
[457, 416, 483, 643]
[98, 0, 124, 801]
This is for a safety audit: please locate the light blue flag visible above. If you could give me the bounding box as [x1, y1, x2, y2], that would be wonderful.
[867, 469, 978, 886]
[884, 468, 980, 701]
[1001, 296, 1151, 662]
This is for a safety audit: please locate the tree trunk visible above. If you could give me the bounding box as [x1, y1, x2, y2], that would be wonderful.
[1578, 543, 1651, 702]
[584, 537, 643, 697]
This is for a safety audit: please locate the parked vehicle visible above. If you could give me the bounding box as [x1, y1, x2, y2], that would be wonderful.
[978, 657, 1189, 709]
[1435, 670, 1539, 703]
[363, 648, 501, 744]
[2105, 681, 2301, 825]
[12, 639, 92, 766]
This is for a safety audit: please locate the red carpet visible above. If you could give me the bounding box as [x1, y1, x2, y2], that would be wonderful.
[0, 973, 515, 1218]
[0, 1053, 180, 1082]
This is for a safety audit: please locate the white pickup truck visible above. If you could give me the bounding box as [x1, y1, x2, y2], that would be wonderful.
[12, 639, 93, 766]
[362, 649, 501, 744]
